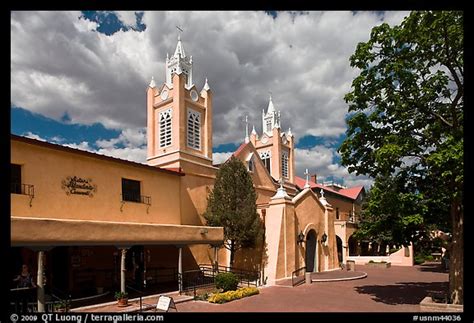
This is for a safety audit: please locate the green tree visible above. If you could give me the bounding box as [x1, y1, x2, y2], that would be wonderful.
[355, 174, 427, 247]
[204, 156, 263, 267]
[339, 11, 463, 304]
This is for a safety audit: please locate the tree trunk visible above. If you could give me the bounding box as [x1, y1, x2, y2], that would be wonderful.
[449, 197, 463, 304]
[230, 240, 235, 268]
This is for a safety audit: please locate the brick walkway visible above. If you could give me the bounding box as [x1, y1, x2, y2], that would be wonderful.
[71, 292, 193, 313]
[175, 263, 448, 312]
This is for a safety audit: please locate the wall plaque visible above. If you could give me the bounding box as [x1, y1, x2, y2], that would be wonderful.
[62, 176, 97, 197]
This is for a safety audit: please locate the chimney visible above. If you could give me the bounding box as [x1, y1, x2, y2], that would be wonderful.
[311, 174, 317, 184]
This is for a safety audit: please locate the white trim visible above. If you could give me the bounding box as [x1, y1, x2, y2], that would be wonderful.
[159, 108, 172, 148]
[147, 149, 213, 162]
[187, 108, 201, 150]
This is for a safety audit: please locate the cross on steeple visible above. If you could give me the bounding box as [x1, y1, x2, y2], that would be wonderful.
[176, 25, 183, 40]
[304, 169, 310, 189]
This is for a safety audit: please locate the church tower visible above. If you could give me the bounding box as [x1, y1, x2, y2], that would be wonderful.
[146, 35, 213, 171]
[250, 96, 295, 184]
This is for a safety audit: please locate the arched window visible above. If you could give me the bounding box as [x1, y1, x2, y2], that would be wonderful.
[187, 109, 201, 150]
[282, 151, 289, 178]
[159, 109, 172, 147]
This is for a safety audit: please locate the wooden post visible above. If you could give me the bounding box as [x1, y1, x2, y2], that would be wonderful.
[37, 250, 45, 312]
[121, 248, 128, 294]
[178, 247, 183, 293]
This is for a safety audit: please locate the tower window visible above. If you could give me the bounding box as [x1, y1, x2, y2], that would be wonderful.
[266, 118, 272, 132]
[336, 208, 340, 220]
[248, 157, 254, 172]
[159, 109, 172, 147]
[282, 152, 289, 178]
[187, 109, 201, 150]
[260, 151, 271, 175]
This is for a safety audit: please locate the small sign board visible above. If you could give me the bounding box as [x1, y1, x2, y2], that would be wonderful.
[156, 295, 177, 312]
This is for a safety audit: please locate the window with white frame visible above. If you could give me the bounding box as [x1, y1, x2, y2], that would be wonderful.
[266, 118, 272, 132]
[159, 109, 172, 147]
[282, 151, 289, 178]
[260, 151, 271, 174]
[187, 108, 201, 150]
[246, 153, 255, 172]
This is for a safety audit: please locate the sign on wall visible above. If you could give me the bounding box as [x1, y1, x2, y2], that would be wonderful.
[62, 176, 97, 197]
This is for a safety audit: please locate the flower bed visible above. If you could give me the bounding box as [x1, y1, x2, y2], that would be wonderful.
[208, 287, 259, 304]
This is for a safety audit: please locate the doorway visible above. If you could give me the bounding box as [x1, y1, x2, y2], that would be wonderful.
[305, 230, 317, 272]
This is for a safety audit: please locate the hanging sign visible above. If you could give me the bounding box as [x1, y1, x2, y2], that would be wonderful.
[62, 176, 97, 197]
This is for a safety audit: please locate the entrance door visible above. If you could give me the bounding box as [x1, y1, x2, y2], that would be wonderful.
[305, 230, 317, 272]
[336, 236, 343, 264]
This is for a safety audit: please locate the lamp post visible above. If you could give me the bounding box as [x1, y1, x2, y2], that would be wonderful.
[321, 233, 328, 245]
[297, 231, 305, 245]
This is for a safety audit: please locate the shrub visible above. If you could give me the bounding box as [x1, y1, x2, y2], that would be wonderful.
[215, 272, 239, 292]
[114, 291, 128, 299]
[368, 260, 374, 263]
[208, 287, 259, 304]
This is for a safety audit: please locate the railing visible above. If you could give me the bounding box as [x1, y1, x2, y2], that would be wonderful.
[121, 194, 151, 205]
[199, 264, 260, 287]
[144, 267, 177, 287]
[10, 287, 71, 313]
[11, 183, 34, 196]
[178, 264, 260, 297]
[291, 266, 306, 287]
[126, 282, 144, 312]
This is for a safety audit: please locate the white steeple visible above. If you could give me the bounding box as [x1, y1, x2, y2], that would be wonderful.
[149, 76, 156, 88]
[202, 78, 210, 92]
[251, 125, 257, 135]
[166, 34, 193, 89]
[262, 94, 281, 136]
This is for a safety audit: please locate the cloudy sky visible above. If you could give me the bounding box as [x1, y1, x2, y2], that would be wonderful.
[11, 11, 410, 188]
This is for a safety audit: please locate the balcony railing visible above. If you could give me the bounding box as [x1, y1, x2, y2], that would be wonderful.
[11, 183, 35, 196]
[121, 193, 151, 205]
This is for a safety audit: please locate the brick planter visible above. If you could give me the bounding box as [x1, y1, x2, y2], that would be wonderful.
[366, 262, 391, 268]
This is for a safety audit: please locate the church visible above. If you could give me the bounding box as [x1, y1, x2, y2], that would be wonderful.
[10, 36, 366, 308]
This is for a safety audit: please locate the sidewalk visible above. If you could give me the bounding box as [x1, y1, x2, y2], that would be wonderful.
[71, 291, 193, 312]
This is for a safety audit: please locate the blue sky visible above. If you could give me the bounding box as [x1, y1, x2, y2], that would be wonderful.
[11, 11, 410, 188]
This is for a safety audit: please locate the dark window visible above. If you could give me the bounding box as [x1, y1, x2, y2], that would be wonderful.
[11, 164, 22, 194]
[122, 178, 141, 202]
[336, 208, 340, 220]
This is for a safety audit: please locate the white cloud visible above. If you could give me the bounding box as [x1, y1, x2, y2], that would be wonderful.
[11, 10, 409, 144]
[115, 11, 139, 28]
[23, 132, 47, 141]
[12, 11, 411, 189]
[212, 152, 233, 165]
[294, 146, 373, 189]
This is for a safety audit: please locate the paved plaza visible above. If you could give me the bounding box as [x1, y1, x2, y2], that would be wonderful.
[175, 263, 448, 312]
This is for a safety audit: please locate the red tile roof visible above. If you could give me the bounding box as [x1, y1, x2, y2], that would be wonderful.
[232, 142, 250, 157]
[294, 176, 363, 200]
[338, 186, 365, 199]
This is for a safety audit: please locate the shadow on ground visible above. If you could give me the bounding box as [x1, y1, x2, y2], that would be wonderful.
[354, 281, 448, 305]
[417, 263, 449, 274]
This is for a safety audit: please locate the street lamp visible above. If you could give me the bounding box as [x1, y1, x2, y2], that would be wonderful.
[321, 233, 328, 244]
[297, 231, 305, 245]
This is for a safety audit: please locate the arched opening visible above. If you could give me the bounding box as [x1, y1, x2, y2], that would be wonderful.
[305, 230, 317, 272]
[348, 235, 358, 256]
[336, 236, 343, 264]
